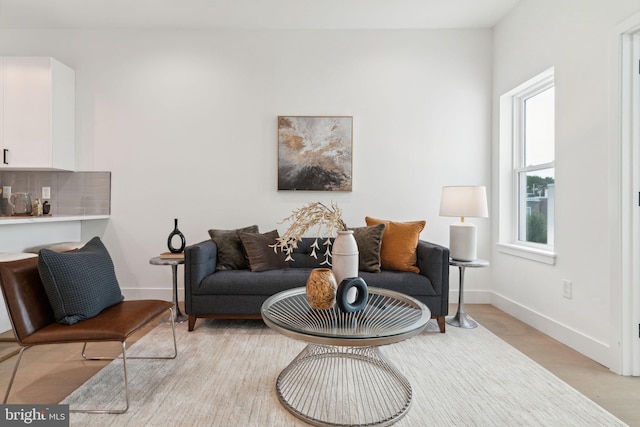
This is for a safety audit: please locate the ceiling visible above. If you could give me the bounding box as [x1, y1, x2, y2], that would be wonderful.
[0, 0, 521, 30]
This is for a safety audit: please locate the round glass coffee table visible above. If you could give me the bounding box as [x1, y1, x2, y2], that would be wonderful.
[261, 287, 430, 427]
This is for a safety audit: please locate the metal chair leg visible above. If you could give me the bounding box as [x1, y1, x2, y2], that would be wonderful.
[81, 308, 178, 361]
[3, 309, 177, 414]
[2, 342, 130, 414]
[3, 345, 30, 404]
[73, 309, 177, 414]
[70, 341, 130, 414]
[73, 310, 177, 414]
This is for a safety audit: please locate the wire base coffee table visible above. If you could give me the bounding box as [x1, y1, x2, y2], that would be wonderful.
[262, 287, 430, 427]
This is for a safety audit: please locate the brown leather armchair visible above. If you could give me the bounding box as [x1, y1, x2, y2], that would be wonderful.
[0, 256, 177, 414]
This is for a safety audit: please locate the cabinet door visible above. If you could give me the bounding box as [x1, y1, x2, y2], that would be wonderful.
[2, 57, 54, 168]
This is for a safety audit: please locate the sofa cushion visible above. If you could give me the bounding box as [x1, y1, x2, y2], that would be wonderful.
[239, 230, 288, 272]
[350, 223, 386, 273]
[37, 236, 124, 325]
[365, 217, 426, 273]
[195, 268, 312, 296]
[209, 225, 259, 270]
[194, 268, 436, 297]
[359, 270, 436, 296]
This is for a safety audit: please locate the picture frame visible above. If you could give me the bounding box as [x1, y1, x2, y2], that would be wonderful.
[277, 116, 353, 191]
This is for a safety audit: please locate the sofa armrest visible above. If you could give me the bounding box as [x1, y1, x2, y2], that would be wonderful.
[184, 240, 217, 312]
[416, 240, 450, 296]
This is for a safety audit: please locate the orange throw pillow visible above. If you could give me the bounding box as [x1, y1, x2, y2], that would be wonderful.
[365, 217, 426, 273]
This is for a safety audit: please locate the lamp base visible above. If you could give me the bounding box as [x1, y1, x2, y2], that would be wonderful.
[449, 222, 477, 261]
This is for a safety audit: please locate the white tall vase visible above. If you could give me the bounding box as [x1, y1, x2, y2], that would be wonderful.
[331, 230, 359, 286]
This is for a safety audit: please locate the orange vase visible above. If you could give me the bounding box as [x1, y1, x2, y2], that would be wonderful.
[306, 268, 337, 310]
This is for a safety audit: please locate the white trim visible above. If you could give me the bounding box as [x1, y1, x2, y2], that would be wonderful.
[448, 289, 492, 305]
[612, 11, 640, 376]
[491, 292, 611, 368]
[0, 215, 109, 225]
[496, 242, 556, 265]
[516, 162, 555, 174]
[498, 67, 556, 256]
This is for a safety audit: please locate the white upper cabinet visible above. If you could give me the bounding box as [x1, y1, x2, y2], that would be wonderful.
[1, 57, 75, 170]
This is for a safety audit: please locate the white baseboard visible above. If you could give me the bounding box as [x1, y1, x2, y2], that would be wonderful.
[449, 289, 492, 304]
[490, 292, 612, 368]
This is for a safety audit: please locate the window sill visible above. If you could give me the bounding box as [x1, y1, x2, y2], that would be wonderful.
[496, 243, 556, 265]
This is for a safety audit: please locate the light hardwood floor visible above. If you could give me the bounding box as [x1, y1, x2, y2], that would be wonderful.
[464, 304, 640, 427]
[0, 304, 638, 426]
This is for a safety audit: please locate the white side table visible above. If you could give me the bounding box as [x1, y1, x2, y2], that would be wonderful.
[149, 256, 188, 323]
[446, 258, 489, 329]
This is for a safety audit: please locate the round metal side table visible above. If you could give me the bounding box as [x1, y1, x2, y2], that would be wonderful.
[149, 256, 188, 323]
[262, 287, 430, 427]
[446, 258, 489, 329]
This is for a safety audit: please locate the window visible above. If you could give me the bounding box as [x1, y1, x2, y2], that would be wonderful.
[516, 85, 555, 246]
[498, 68, 555, 264]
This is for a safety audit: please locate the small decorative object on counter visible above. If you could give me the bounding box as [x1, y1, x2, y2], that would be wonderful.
[336, 277, 368, 313]
[167, 218, 186, 254]
[9, 192, 32, 215]
[32, 198, 43, 216]
[42, 201, 50, 215]
[306, 268, 337, 310]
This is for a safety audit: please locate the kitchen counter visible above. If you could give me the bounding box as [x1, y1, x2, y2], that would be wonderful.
[0, 214, 109, 225]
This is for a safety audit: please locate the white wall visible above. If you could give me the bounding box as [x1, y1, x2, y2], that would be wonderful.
[492, 0, 640, 368]
[0, 29, 492, 301]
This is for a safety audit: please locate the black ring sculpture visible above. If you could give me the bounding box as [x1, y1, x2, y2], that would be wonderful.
[336, 277, 369, 312]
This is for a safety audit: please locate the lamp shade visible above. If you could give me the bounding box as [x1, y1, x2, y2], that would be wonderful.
[439, 186, 488, 261]
[439, 186, 488, 219]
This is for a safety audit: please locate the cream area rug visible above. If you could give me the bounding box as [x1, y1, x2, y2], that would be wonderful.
[63, 319, 626, 427]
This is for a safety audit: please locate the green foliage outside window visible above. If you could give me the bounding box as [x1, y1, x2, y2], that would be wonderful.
[525, 175, 553, 244]
[527, 211, 547, 244]
[527, 175, 554, 196]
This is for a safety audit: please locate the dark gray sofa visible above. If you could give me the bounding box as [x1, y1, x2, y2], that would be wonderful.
[185, 237, 449, 332]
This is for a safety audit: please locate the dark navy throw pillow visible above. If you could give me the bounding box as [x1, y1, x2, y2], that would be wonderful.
[38, 236, 124, 325]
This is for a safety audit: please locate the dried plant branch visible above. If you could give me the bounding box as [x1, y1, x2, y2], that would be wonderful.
[271, 201, 346, 264]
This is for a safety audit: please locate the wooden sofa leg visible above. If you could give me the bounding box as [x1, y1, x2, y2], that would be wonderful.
[435, 315, 446, 333]
[188, 315, 197, 332]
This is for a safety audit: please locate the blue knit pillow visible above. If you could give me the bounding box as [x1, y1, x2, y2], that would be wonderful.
[38, 236, 124, 325]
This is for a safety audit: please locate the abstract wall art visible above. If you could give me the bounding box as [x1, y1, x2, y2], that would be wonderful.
[277, 116, 353, 191]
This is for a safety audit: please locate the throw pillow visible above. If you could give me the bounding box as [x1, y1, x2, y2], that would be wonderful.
[349, 223, 386, 272]
[37, 236, 124, 325]
[209, 225, 259, 270]
[365, 217, 426, 273]
[238, 230, 289, 272]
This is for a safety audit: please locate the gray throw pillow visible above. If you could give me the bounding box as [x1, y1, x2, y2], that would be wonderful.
[238, 230, 288, 272]
[350, 223, 386, 272]
[37, 236, 124, 325]
[208, 225, 259, 270]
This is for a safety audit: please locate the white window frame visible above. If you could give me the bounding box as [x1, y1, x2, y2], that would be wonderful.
[497, 67, 557, 265]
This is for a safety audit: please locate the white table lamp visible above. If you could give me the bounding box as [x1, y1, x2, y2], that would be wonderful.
[439, 186, 488, 261]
